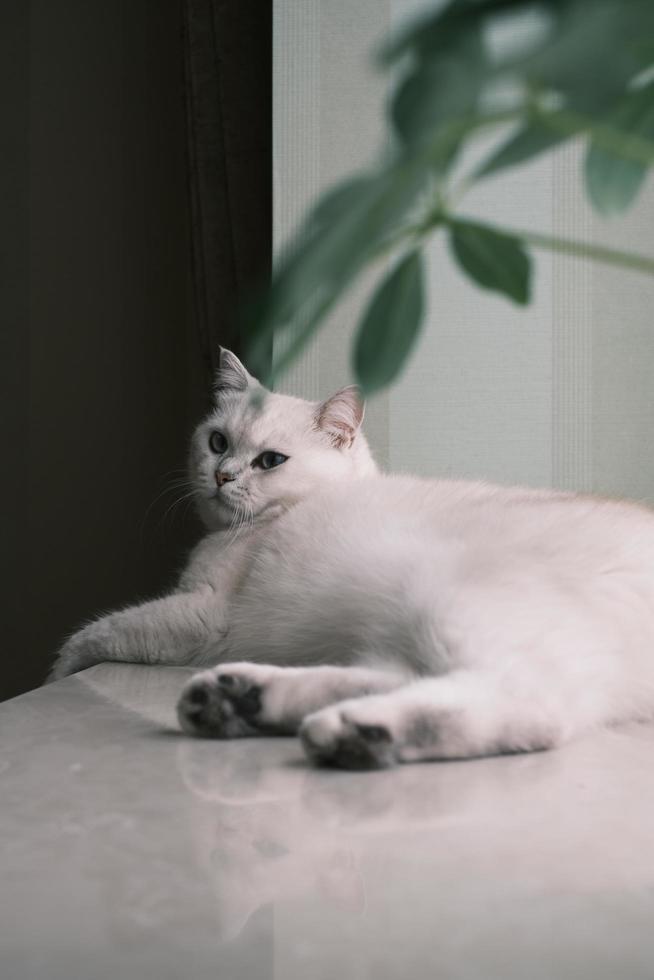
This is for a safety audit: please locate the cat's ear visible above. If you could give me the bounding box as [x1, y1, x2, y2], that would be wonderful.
[315, 386, 365, 449]
[215, 348, 258, 395]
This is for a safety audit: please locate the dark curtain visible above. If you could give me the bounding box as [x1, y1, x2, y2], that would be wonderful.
[7, 0, 203, 701]
[183, 0, 272, 383]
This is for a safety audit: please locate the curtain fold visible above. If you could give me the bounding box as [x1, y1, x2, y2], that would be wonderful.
[183, 0, 272, 383]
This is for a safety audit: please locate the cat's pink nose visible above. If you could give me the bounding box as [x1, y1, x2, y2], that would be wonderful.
[215, 470, 235, 488]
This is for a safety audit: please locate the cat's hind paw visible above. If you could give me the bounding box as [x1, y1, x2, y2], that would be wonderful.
[177, 665, 266, 738]
[299, 701, 398, 770]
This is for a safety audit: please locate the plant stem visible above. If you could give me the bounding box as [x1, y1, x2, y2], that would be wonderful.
[536, 108, 654, 166]
[522, 230, 654, 275]
[453, 216, 654, 276]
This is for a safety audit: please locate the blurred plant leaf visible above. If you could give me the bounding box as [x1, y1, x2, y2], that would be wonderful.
[448, 219, 531, 303]
[309, 175, 380, 231]
[385, 0, 654, 111]
[523, 0, 654, 112]
[353, 251, 425, 396]
[475, 112, 579, 180]
[585, 81, 654, 214]
[391, 64, 479, 169]
[247, 161, 429, 383]
[248, 107, 521, 383]
[380, 0, 526, 66]
[391, 25, 487, 164]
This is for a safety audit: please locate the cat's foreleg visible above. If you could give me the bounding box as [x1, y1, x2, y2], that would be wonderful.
[49, 588, 225, 681]
[299, 670, 566, 769]
[177, 662, 407, 739]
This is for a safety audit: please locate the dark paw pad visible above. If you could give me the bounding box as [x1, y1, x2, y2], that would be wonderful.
[216, 674, 263, 720]
[355, 723, 391, 744]
[187, 685, 210, 706]
[178, 672, 264, 739]
[301, 716, 396, 771]
[331, 724, 395, 770]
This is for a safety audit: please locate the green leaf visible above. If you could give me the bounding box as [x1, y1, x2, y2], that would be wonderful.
[384, 0, 654, 115]
[380, 0, 520, 66]
[353, 251, 425, 396]
[585, 81, 654, 215]
[505, 224, 654, 275]
[309, 175, 379, 232]
[448, 219, 531, 304]
[523, 0, 654, 113]
[391, 27, 486, 154]
[475, 113, 579, 181]
[246, 159, 429, 384]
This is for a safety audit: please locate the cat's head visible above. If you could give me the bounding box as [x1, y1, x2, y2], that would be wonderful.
[190, 349, 378, 530]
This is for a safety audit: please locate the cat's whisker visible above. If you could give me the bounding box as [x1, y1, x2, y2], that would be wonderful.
[139, 476, 197, 540]
[225, 499, 245, 546]
[181, 493, 200, 523]
[159, 488, 201, 529]
[160, 467, 190, 480]
[222, 499, 238, 545]
[223, 494, 254, 546]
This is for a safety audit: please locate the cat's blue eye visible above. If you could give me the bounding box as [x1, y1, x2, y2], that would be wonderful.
[209, 431, 228, 454]
[255, 451, 288, 471]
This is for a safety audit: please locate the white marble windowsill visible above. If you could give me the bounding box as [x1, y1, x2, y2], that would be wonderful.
[2, 663, 654, 979]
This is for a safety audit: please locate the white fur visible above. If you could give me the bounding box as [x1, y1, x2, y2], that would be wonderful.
[53, 351, 654, 767]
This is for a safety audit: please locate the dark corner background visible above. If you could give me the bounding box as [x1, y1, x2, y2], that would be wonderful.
[1, 0, 272, 700]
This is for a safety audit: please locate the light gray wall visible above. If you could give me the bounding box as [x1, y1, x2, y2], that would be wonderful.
[273, 0, 654, 501]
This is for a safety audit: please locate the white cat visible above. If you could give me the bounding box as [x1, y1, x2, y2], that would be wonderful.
[52, 349, 654, 769]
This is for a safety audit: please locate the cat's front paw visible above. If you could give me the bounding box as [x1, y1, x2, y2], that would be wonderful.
[48, 630, 104, 682]
[299, 699, 398, 770]
[177, 664, 272, 738]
